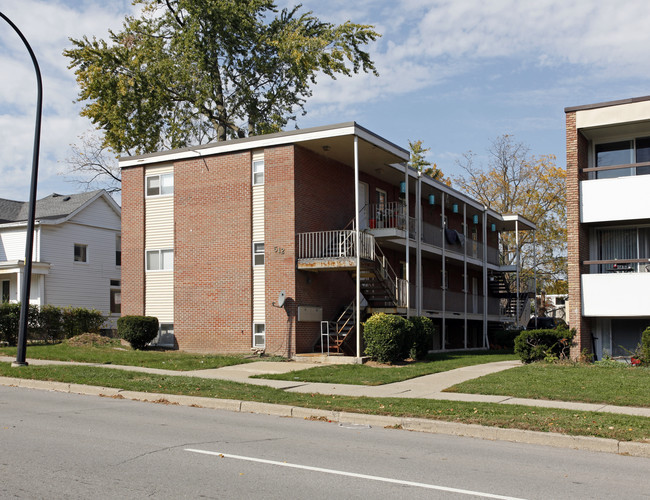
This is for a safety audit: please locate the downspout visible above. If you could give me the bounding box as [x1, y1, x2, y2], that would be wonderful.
[354, 136, 361, 359]
[405, 166, 410, 318]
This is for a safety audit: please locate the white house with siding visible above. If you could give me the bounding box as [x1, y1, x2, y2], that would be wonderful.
[0, 190, 121, 328]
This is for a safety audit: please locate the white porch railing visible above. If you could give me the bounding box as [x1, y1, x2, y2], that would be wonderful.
[297, 230, 375, 260]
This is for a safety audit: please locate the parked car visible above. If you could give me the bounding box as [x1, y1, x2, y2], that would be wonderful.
[526, 317, 567, 330]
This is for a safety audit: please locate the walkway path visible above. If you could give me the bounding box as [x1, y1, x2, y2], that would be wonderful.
[2, 356, 648, 417]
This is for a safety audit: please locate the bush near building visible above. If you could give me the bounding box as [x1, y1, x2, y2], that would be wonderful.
[514, 328, 575, 364]
[117, 315, 159, 350]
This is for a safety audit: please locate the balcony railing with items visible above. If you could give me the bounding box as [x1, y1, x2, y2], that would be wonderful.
[583, 258, 650, 274]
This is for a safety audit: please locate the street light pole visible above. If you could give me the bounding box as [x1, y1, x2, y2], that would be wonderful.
[0, 12, 43, 367]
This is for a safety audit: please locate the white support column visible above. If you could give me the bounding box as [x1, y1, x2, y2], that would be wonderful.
[354, 136, 361, 359]
[405, 166, 410, 318]
[441, 193, 446, 350]
[16, 267, 23, 305]
[416, 171, 422, 316]
[482, 209, 488, 348]
[515, 219, 520, 328]
[463, 203, 467, 349]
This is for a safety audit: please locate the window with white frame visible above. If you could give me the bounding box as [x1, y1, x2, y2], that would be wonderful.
[1, 280, 9, 303]
[110, 280, 121, 314]
[252, 159, 264, 185]
[253, 242, 264, 266]
[253, 323, 265, 347]
[146, 172, 174, 196]
[146, 249, 174, 271]
[74, 244, 87, 263]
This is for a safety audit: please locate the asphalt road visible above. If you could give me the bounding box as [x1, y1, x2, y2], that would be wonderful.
[1, 386, 648, 499]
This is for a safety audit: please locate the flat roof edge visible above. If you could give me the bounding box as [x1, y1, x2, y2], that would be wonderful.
[565, 95, 650, 113]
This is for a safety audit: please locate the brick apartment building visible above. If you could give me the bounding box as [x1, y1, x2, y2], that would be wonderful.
[119, 123, 534, 357]
[566, 96, 650, 359]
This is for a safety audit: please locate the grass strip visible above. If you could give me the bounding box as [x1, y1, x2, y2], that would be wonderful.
[0, 343, 260, 371]
[255, 351, 518, 385]
[1, 362, 648, 443]
[446, 363, 650, 408]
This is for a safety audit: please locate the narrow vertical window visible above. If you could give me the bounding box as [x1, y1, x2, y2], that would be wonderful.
[1, 280, 9, 303]
[252, 159, 264, 185]
[110, 280, 121, 314]
[253, 242, 264, 266]
[115, 235, 122, 266]
[253, 323, 265, 347]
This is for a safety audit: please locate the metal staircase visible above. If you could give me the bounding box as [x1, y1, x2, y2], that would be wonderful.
[317, 301, 358, 355]
[488, 271, 533, 322]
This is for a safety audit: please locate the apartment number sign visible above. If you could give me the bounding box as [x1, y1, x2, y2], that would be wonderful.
[274, 246, 285, 255]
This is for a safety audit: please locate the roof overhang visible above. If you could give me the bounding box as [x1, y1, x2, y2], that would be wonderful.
[0, 260, 50, 275]
[119, 122, 410, 171]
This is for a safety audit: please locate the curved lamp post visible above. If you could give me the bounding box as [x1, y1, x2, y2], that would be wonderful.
[0, 12, 43, 367]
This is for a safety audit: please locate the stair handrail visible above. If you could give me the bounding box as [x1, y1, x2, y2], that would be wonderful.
[372, 240, 407, 307]
[336, 300, 356, 335]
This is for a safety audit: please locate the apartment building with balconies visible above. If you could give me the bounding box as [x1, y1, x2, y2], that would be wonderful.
[119, 123, 534, 357]
[566, 96, 650, 359]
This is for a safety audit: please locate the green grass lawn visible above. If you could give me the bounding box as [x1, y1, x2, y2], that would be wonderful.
[254, 351, 518, 385]
[0, 340, 260, 371]
[446, 363, 650, 407]
[1, 362, 647, 442]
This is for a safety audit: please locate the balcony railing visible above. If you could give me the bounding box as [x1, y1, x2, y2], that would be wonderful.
[297, 230, 375, 260]
[583, 259, 650, 274]
[363, 202, 406, 230]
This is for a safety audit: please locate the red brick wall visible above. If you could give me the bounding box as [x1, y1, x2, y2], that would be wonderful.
[292, 146, 358, 354]
[566, 111, 591, 357]
[173, 152, 253, 353]
[121, 167, 145, 316]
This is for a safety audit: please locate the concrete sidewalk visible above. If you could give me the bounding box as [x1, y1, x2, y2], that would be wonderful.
[2, 355, 649, 418]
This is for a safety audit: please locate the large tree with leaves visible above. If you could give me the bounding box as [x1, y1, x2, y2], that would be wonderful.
[64, 0, 380, 155]
[454, 135, 567, 293]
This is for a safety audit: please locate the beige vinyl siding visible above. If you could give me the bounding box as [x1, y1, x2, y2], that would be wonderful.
[145, 271, 174, 322]
[145, 164, 174, 324]
[253, 266, 265, 323]
[251, 150, 265, 334]
[252, 187, 264, 241]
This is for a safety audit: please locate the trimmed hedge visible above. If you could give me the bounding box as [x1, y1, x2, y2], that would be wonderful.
[363, 313, 412, 363]
[0, 303, 104, 345]
[514, 328, 575, 364]
[118, 315, 159, 350]
[407, 316, 435, 360]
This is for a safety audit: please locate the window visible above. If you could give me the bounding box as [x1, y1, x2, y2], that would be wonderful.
[74, 244, 87, 263]
[115, 235, 122, 266]
[110, 283, 121, 315]
[1, 280, 9, 303]
[253, 242, 264, 266]
[252, 159, 264, 185]
[593, 227, 650, 272]
[146, 173, 174, 196]
[146, 249, 174, 271]
[595, 137, 650, 179]
[253, 323, 265, 347]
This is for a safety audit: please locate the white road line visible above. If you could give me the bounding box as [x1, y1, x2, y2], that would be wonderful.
[185, 448, 526, 500]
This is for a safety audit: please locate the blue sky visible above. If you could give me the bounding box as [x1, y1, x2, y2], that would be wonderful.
[1, 0, 649, 201]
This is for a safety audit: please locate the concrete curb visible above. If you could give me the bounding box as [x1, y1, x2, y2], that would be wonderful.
[1, 376, 648, 458]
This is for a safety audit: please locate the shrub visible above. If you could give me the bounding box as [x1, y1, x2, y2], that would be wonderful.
[407, 316, 434, 360]
[35, 304, 64, 342]
[118, 315, 159, 350]
[62, 307, 105, 338]
[514, 328, 575, 364]
[363, 313, 411, 363]
[641, 327, 650, 365]
[0, 302, 21, 345]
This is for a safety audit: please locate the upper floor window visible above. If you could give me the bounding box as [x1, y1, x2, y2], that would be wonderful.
[252, 159, 264, 185]
[115, 235, 122, 266]
[74, 244, 87, 263]
[146, 173, 174, 196]
[595, 137, 650, 179]
[146, 249, 174, 271]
